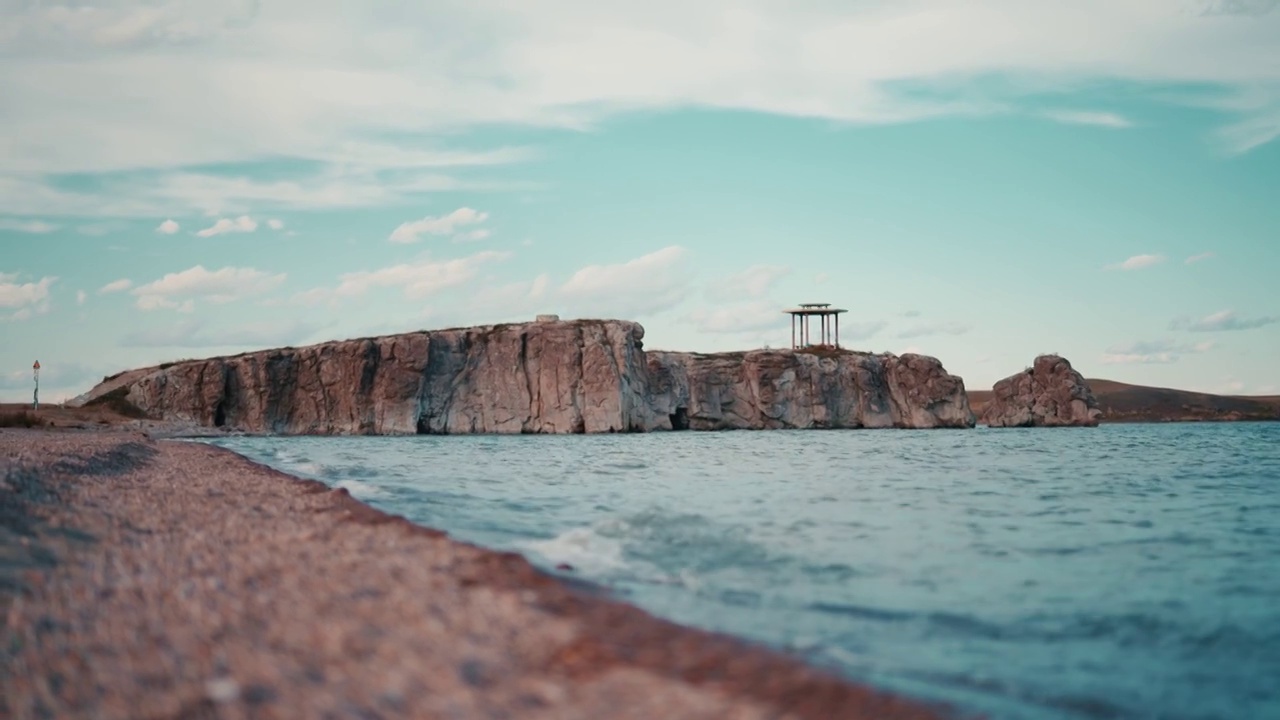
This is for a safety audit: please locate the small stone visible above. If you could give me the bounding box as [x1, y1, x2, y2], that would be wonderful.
[205, 677, 240, 704]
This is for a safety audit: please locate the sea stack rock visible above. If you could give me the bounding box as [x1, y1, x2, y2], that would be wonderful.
[74, 319, 975, 434]
[981, 354, 1102, 428]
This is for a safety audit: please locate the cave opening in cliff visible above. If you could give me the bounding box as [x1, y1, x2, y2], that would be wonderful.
[670, 407, 690, 431]
[416, 415, 442, 435]
[213, 402, 226, 428]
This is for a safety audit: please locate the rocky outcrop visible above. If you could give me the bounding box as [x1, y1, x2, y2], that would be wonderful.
[980, 354, 1102, 427]
[76, 319, 975, 435]
[648, 350, 974, 430]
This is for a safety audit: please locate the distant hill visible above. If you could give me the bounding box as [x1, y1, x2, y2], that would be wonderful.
[969, 379, 1280, 424]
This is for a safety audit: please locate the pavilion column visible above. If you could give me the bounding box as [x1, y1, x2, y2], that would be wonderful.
[791, 315, 796, 349]
[835, 313, 840, 348]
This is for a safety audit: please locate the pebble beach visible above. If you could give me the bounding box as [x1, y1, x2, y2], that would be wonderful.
[1, 429, 951, 720]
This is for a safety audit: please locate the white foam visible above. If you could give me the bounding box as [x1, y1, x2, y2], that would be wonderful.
[517, 527, 628, 574]
[292, 462, 324, 477]
[335, 478, 388, 499]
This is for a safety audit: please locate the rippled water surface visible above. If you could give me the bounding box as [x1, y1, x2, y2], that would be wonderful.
[209, 423, 1280, 720]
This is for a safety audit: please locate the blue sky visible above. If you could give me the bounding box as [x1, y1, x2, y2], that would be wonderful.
[2, 0, 1278, 402]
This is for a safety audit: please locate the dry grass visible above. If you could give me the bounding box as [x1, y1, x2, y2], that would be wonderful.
[0, 410, 45, 428]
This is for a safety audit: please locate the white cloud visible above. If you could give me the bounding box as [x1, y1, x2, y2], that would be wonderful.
[267, 218, 285, 230]
[529, 273, 550, 300]
[897, 320, 972, 339]
[0, 219, 57, 233]
[149, 170, 479, 218]
[1041, 110, 1134, 128]
[1185, 251, 1216, 264]
[706, 265, 791, 303]
[196, 215, 258, 237]
[0, 275, 57, 321]
[1101, 338, 1215, 364]
[836, 320, 889, 342]
[120, 318, 322, 349]
[288, 287, 338, 308]
[76, 289, 87, 306]
[156, 218, 180, 234]
[559, 246, 692, 318]
[99, 278, 133, 294]
[132, 265, 286, 310]
[686, 301, 784, 335]
[416, 277, 551, 329]
[335, 251, 512, 300]
[1169, 309, 1279, 332]
[390, 208, 489, 244]
[0, 0, 1277, 210]
[454, 228, 491, 242]
[1105, 253, 1167, 271]
[137, 297, 193, 312]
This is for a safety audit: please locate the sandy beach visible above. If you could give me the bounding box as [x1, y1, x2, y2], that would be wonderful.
[1, 429, 952, 720]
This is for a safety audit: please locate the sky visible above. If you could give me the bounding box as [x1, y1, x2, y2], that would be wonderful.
[2, 0, 1279, 403]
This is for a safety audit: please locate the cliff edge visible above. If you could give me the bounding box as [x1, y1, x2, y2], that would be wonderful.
[74, 319, 975, 434]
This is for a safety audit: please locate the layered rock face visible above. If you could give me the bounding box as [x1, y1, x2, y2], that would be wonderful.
[77, 319, 975, 435]
[83, 321, 653, 435]
[648, 350, 974, 430]
[981, 354, 1102, 428]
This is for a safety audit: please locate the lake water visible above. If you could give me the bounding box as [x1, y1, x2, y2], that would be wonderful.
[208, 423, 1280, 720]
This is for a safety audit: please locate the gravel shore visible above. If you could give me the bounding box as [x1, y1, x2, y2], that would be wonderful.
[2, 430, 953, 720]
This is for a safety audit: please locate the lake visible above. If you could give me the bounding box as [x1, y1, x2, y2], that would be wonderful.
[209, 422, 1280, 720]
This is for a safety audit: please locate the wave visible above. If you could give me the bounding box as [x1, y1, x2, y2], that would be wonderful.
[516, 527, 629, 574]
[334, 479, 389, 500]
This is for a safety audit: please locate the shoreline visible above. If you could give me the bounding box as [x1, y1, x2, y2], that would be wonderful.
[2, 429, 954, 720]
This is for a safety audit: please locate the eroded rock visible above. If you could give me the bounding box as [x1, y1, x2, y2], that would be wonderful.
[981, 354, 1102, 428]
[648, 350, 974, 430]
[75, 320, 975, 434]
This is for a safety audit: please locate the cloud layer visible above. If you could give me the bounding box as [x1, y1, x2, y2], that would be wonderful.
[197, 215, 258, 238]
[0, 273, 56, 321]
[389, 208, 489, 244]
[2, 1, 1279, 218]
[1105, 254, 1166, 271]
[1170, 309, 1279, 332]
[1102, 338, 1215, 364]
[132, 265, 287, 311]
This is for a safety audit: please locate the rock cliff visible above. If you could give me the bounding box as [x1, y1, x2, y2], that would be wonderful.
[76, 319, 975, 434]
[980, 354, 1102, 427]
[648, 350, 974, 430]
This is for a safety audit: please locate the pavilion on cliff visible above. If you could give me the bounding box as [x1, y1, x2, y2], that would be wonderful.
[783, 303, 848, 349]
